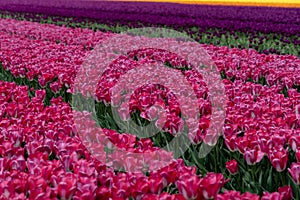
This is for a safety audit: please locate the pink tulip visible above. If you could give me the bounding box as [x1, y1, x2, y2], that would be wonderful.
[226, 159, 238, 175]
[278, 186, 293, 200]
[176, 174, 201, 199]
[268, 148, 289, 172]
[288, 135, 300, 152]
[199, 173, 229, 199]
[148, 176, 164, 194]
[288, 162, 300, 184]
[243, 148, 264, 165]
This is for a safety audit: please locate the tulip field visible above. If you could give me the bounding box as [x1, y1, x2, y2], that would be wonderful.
[0, 1, 300, 200]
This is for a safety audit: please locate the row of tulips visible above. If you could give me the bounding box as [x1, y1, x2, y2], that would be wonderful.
[223, 80, 300, 169]
[1, 10, 300, 56]
[0, 30, 86, 92]
[0, 18, 112, 49]
[1, 80, 289, 199]
[205, 45, 300, 92]
[0, 18, 299, 97]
